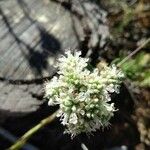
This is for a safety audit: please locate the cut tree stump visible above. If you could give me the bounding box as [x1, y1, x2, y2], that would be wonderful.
[0, 0, 83, 116]
[0, 0, 109, 118]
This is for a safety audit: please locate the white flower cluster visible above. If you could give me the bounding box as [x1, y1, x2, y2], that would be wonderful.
[45, 51, 124, 137]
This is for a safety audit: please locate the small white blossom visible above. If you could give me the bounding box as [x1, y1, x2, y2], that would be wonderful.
[69, 113, 78, 124]
[45, 50, 124, 137]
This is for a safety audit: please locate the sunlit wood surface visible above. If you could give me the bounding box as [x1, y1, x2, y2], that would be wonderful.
[0, 0, 80, 81]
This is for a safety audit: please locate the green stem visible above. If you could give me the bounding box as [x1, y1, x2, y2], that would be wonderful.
[7, 110, 59, 150]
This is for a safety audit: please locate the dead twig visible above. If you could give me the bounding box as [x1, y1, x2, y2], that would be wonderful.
[117, 38, 150, 67]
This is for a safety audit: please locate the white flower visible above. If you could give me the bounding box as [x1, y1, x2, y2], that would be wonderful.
[69, 113, 78, 124]
[45, 50, 124, 137]
[106, 84, 115, 93]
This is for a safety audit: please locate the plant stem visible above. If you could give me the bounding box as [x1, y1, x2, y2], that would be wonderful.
[117, 38, 150, 66]
[7, 110, 58, 150]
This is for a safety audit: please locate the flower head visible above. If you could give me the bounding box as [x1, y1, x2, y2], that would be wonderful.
[45, 50, 124, 137]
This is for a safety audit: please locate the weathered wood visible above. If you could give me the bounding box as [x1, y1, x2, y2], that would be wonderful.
[0, 81, 43, 119]
[0, 0, 81, 81]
